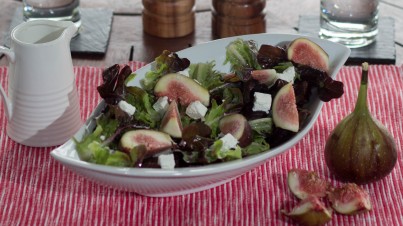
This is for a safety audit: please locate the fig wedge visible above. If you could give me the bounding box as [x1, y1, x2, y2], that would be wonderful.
[327, 183, 372, 215]
[282, 196, 332, 226]
[160, 100, 183, 138]
[288, 169, 330, 199]
[219, 113, 253, 147]
[154, 73, 210, 106]
[272, 83, 299, 132]
[287, 38, 329, 73]
[120, 130, 174, 156]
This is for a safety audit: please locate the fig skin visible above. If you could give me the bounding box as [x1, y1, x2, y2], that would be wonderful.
[287, 38, 329, 73]
[282, 196, 332, 226]
[324, 63, 397, 184]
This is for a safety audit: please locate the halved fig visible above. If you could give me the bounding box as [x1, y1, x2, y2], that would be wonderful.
[251, 69, 278, 86]
[160, 100, 183, 138]
[219, 113, 252, 147]
[287, 38, 329, 73]
[120, 130, 173, 156]
[272, 83, 299, 132]
[288, 169, 330, 199]
[154, 73, 210, 106]
[327, 183, 372, 215]
[282, 196, 332, 226]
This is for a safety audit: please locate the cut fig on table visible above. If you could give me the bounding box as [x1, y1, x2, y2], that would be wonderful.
[287, 38, 329, 73]
[154, 73, 210, 106]
[327, 183, 372, 215]
[272, 83, 299, 132]
[282, 196, 332, 226]
[120, 130, 174, 156]
[287, 169, 330, 199]
[160, 100, 183, 138]
[219, 113, 253, 147]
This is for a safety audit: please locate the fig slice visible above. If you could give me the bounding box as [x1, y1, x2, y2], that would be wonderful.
[327, 183, 372, 215]
[219, 113, 253, 147]
[251, 69, 278, 86]
[160, 100, 183, 138]
[287, 38, 329, 73]
[288, 169, 330, 200]
[272, 83, 299, 132]
[282, 196, 332, 226]
[154, 73, 210, 106]
[119, 130, 174, 156]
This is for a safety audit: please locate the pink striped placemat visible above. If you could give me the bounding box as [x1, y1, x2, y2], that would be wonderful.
[0, 63, 402, 225]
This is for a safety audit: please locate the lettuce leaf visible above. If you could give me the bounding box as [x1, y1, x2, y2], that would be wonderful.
[205, 139, 242, 163]
[224, 38, 261, 76]
[242, 135, 270, 156]
[126, 86, 160, 128]
[188, 61, 224, 90]
[204, 100, 225, 138]
[141, 50, 190, 92]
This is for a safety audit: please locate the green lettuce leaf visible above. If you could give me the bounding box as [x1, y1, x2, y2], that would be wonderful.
[242, 135, 271, 156]
[126, 86, 160, 128]
[205, 139, 242, 163]
[224, 38, 261, 76]
[204, 100, 225, 138]
[188, 61, 224, 90]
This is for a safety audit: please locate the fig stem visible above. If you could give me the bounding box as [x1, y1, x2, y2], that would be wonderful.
[354, 62, 369, 114]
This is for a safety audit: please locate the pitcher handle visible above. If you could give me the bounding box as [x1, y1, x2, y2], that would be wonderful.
[0, 46, 15, 120]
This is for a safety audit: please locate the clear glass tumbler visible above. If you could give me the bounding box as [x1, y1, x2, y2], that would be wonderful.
[319, 0, 379, 48]
[23, 0, 81, 28]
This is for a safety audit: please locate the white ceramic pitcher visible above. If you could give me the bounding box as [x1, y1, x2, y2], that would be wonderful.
[0, 20, 82, 147]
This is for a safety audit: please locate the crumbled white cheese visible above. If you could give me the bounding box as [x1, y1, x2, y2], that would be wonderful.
[158, 153, 176, 169]
[118, 100, 136, 116]
[186, 101, 208, 120]
[252, 92, 272, 113]
[153, 96, 169, 115]
[277, 66, 296, 83]
[220, 133, 238, 150]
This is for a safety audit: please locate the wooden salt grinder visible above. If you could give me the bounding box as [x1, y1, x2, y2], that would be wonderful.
[142, 0, 196, 38]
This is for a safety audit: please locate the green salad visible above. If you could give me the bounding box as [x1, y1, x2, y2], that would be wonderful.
[74, 37, 344, 169]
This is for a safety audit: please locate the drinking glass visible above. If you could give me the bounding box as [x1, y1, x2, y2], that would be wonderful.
[319, 0, 379, 48]
[23, 0, 81, 28]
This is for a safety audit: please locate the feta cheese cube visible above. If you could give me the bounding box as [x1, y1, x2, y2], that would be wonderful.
[252, 92, 272, 113]
[220, 133, 238, 150]
[186, 101, 208, 120]
[153, 96, 169, 115]
[118, 100, 136, 116]
[277, 66, 295, 83]
[158, 153, 176, 169]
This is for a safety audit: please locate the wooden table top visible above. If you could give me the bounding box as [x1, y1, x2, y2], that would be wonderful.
[1, 0, 402, 67]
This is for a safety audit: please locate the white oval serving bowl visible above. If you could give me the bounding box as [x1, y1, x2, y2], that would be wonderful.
[51, 33, 350, 197]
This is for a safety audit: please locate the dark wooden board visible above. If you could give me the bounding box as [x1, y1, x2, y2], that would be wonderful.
[3, 7, 113, 55]
[298, 15, 396, 65]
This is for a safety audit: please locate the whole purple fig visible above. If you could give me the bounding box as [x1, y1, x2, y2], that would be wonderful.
[324, 62, 397, 184]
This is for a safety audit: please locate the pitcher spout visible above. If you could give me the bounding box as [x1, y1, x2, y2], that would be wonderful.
[60, 21, 79, 40]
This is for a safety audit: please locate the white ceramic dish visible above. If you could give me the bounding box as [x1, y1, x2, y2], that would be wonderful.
[51, 33, 350, 197]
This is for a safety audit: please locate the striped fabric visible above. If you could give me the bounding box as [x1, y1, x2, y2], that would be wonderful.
[0, 63, 402, 225]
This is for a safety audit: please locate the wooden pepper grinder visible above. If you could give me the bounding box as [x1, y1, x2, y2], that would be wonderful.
[212, 0, 266, 38]
[142, 0, 196, 38]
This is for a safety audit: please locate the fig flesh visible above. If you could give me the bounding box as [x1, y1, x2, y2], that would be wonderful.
[154, 73, 210, 106]
[287, 169, 330, 199]
[219, 113, 253, 147]
[324, 63, 397, 184]
[327, 183, 372, 215]
[120, 130, 173, 155]
[272, 83, 299, 132]
[287, 38, 329, 73]
[160, 100, 183, 138]
[282, 196, 332, 226]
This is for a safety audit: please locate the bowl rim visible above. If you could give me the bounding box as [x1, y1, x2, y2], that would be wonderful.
[51, 33, 350, 178]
